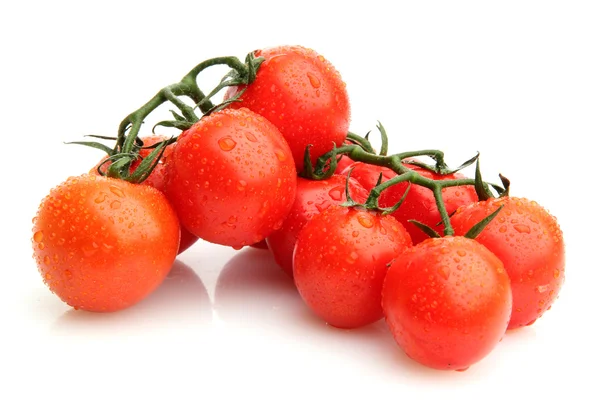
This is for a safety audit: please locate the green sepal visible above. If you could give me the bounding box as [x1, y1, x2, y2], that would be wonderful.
[65, 141, 115, 156]
[152, 120, 194, 134]
[376, 121, 389, 156]
[464, 205, 504, 239]
[338, 167, 361, 208]
[408, 219, 441, 238]
[474, 158, 495, 201]
[127, 139, 171, 183]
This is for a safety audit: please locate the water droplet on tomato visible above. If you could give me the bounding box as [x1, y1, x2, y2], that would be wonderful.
[457, 249, 466, 257]
[357, 213, 374, 228]
[554, 269, 561, 279]
[328, 186, 343, 201]
[236, 180, 247, 191]
[346, 251, 359, 264]
[33, 231, 44, 243]
[45, 272, 52, 281]
[315, 201, 329, 213]
[64, 270, 73, 279]
[352, 231, 359, 238]
[513, 224, 531, 234]
[43, 255, 50, 265]
[109, 186, 125, 198]
[438, 266, 450, 280]
[110, 201, 121, 209]
[245, 132, 257, 142]
[537, 284, 549, 293]
[218, 137, 237, 151]
[306, 72, 321, 88]
[274, 149, 286, 162]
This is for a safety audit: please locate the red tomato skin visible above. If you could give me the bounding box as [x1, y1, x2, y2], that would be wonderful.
[225, 45, 350, 171]
[379, 166, 478, 244]
[165, 108, 297, 247]
[250, 240, 269, 250]
[32, 174, 180, 312]
[382, 236, 512, 370]
[294, 206, 412, 329]
[451, 197, 565, 329]
[91, 136, 198, 254]
[341, 162, 396, 191]
[266, 175, 369, 277]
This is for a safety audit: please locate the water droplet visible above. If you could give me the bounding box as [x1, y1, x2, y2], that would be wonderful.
[33, 231, 44, 243]
[307, 72, 321, 88]
[346, 251, 359, 264]
[328, 187, 343, 201]
[438, 266, 450, 280]
[357, 213, 373, 228]
[110, 201, 121, 209]
[58, 238, 65, 245]
[352, 231, 359, 238]
[329, 245, 337, 254]
[245, 132, 257, 142]
[537, 284, 549, 293]
[218, 137, 237, 151]
[64, 270, 73, 279]
[457, 249, 466, 257]
[237, 180, 247, 191]
[94, 193, 107, 204]
[315, 201, 329, 213]
[43, 255, 50, 265]
[274, 148, 287, 161]
[45, 272, 52, 281]
[499, 225, 507, 233]
[554, 269, 560, 279]
[514, 224, 531, 234]
[109, 186, 125, 198]
[38, 242, 45, 250]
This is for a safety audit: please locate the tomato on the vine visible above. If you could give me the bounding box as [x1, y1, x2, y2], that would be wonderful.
[165, 108, 297, 248]
[224, 45, 350, 171]
[341, 161, 396, 191]
[91, 135, 198, 254]
[266, 174, 369, 277]
[382, 236, 512, 370]
[32, 174, 180, 312]
[379, 164, 478, 244]
[293, 205, 412, 329]
[451, 196, 565, 329]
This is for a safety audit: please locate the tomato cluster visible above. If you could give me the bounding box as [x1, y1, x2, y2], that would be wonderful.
[32, 45, 565, 371]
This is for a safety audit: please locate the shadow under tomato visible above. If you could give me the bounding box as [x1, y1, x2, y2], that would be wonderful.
[52, 259, 212, 335]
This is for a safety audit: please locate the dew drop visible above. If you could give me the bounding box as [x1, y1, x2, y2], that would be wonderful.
[554, 269, 560, 279]
[346, 251, 359, 264]
[537, 284, 549, 293]
[457, 249, 466, 257]
[33, 231, 44, 243]
[245, 132, 257, 142]
[94, 193, 107, 204]
[328, 187, 343, 201]
[307, 72, 321, 88]
[109, 186, 125, 198]
[438, 266, 450, 280]
[43, 255, 50, 265]
[218, 137, 237, 151]
[45, 272, 52, 281]
[513, 224, 531, 234]
[352, 231, 359, 238]
[237, 180, 247, 191]
[357, 213, 374, 228]
[274, 149, 287, 162]
[110, 201, 121, 210]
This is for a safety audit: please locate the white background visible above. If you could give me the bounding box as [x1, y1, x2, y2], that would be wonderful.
[2, 1, 598, 398]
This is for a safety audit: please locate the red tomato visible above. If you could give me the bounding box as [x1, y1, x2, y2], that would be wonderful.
[266, 175, 369, 277]
[451, 197, 565, 329]
[250, 240, 269, 250]
[341, 161, 396, 191]
[225, 45, 350, 171]
[91, 135, 198, 254]
[294, 206, 412, 329]
[333, 155, 355, 174]
[32, 174, 180, 312]
[165, 108, 297, 248]
[379, 165, 478, 244]
[382, 236, 512, 370]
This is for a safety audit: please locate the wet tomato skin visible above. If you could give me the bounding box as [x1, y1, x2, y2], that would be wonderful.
[165, 108, 297, 248]
[293, 206, 412, 329]
[451, 197, 565, 329]
[382, 236, 512, 370]
[225, 45, 350, 171]
[32, 174, 180, 312]
[266, 175, 369, 277]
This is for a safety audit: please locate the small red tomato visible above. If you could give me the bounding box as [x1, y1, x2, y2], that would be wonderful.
[451, 197, 565, 329]
[382, 236, 512, 371]
[266, 175, 369, 277]
[165, 108, 297, 248]
[225, 45, 350, 171]
[379, 165, 478, 244]
[32, 174, 180, 312]
[91, 135, 198, 254]
[341, 161, 396, 191]
[294, 206, 412, 329]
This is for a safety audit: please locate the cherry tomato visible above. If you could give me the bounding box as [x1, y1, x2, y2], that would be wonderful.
[379, 165, 478, 244]
[341, 161, 396, 191]
[32, 174, 180, 312]
[266, 175, 369, 277]
[92, 135, 198, 254]
[294, 206, 412, 329]
[165, 108, 297, 248]
[225, 45, 350, 171]
[382, 236, 512, 370]
[451, 197, 565, 329]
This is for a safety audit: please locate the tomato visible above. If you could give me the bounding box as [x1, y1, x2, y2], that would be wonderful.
[266, 175, 369, 277]
[293, 205, 412, 329]
[382, 236, 512, 370]
[379, 165, 479, 244]
[165, 108, 297, 248]
[224, 45, 350, 171]
[450, 197, 565, 329]
[32, 174, 180, 312]
[92, 135, 198, 254]
[250, 240, 269, 250]
[341, 161, 396, 191]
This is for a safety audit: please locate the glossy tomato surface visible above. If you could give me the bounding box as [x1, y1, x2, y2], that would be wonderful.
[165, 108, 297, 247]
[294, 206, 412, 329]
[225, 45, 350, 171]
[451, 196, 565, 329]
[32, 174, 180, 312]
[382, 236, 512, 370]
